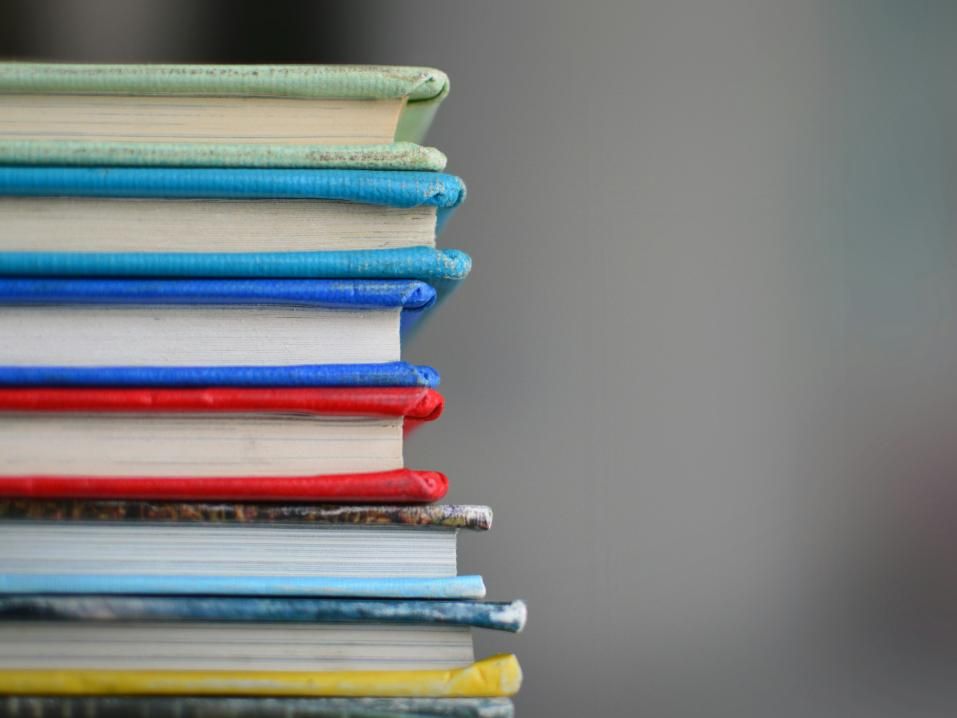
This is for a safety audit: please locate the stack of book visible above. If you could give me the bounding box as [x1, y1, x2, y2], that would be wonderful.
[0, 63, 523, 718]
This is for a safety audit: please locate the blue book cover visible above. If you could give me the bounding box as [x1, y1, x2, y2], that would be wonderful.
[0, 575, 487, 600]
[0, 277, 436, 334]
[0, 167, 466, 228]
[0, 362, 440, 388]
[0, 597, 527, 632]
[0, 248, 471, 298]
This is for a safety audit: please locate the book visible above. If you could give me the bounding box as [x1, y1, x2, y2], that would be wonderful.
[0, 696, 516, 718]
[0, 654, 522, 697]
[0, 386, 442, 483]
[0, 502, 490, 598]
[0, 597, 526, 672]
[0, 278, 435, 367]
[0, 63, 450, 169]
[0, 167, 467, 250]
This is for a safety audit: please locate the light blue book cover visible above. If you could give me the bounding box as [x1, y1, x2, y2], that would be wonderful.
[0, 166, 465, 227]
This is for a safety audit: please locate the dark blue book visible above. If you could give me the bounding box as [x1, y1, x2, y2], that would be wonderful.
[0, 278, 435, 368]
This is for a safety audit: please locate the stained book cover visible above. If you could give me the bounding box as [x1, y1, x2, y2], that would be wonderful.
[0, 501, 491, 529]
[0, 597, 526, 632]
[0, 696, 515, 718]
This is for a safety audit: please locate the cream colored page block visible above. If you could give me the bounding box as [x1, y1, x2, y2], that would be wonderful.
[0, 306, 401, 366]
[0, 198, 436, 251]
[0, 95, 404, 145]
[0, 414, 403, 477]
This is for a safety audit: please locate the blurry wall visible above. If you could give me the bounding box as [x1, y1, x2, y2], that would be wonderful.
[3, 1, 957, 716]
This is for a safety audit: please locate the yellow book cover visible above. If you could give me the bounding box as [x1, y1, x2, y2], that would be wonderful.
[0, 655, 522, 698]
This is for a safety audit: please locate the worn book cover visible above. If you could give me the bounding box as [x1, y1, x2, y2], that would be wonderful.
[0, 500, 490, 528]
[0, 596, 526, 632]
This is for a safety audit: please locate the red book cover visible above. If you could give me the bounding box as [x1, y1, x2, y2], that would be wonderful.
[0, 386, 444, 431]
[0, 387, 446, 503]
[0, 469, 448, 503]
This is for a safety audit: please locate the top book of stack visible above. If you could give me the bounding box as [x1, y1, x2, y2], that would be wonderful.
[0, 63, 450, 170]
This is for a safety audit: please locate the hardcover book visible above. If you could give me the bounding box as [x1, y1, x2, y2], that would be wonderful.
[0, 597, 526, 673]
[0, 502, 490, 599]
[0, 278, 436, 367]
[0, 387, 444, 495]
[0, 166, 466, 244]
[0, 63, 451, 169]
[0, 167, 470, 297]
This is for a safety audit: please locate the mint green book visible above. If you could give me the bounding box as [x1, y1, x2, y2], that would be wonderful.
[0, 63, 449, 169]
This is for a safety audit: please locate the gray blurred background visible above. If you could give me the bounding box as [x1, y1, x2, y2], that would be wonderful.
[3, 1, 957, 715]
